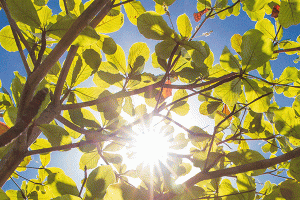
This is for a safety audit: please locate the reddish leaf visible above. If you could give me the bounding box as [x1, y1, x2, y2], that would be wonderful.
[271, 5, 280, 18]
[222, 104, 232, 120]
[162, 79, 172, 99]
[193, 8, 209, 22]
[0, 121, 9, 136]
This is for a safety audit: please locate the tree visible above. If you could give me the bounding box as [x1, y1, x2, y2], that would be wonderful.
[0, 0, 300, 199]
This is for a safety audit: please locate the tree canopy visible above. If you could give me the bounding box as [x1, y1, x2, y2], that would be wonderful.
[0, 0, 300, 199]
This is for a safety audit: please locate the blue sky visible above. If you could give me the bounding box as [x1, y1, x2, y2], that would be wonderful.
[1, 0, 300, 193]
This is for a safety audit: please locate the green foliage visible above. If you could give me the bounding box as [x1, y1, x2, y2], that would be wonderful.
[1, 0, 300, 200]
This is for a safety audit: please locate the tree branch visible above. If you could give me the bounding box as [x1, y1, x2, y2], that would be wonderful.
[204, 92, 273, 171]
[156, 147, 300, 200]
[18, 0, 111, 118]
[53, 46, 78, 106]
[274, 46, 300, 54]
[61, 73, 237, 110]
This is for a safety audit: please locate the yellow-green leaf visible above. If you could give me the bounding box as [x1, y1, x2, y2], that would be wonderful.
[177, 13, 192, 38]
[278, 0, 300, 28]
[137, 11, 177, 40]
[124, 1, 146, 26]
[241, 29, 273, 72]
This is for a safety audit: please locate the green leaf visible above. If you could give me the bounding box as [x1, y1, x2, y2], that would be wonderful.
[3, 106, 17, 127]
[95, 12, 124, 33]
[44, 167, 79, 198]
[231, 34, 242, 55]
[0, 25, 25, 52]
[155, 39, 178, 59]
[182, 40, 209, 68]
[66, 49, 101, 87]
[177, 14, 192, 38]
[137, 11, 177, 40]
[274, 107, 300, 137]
[5, 190, 24, 199]
[106, 45, 127, 74]
[97, 90, 122, 120]
[227, 149, 265, 176]
[241, 29, 273, 72]
[85, 165, 116, 200]
[243, 5, 265, 21]
[30, 138, 52, 167]
[51, 194, 82, 200]
[124, 1, 146, 26]
[33, 0, 49, 6]
[278, 0, 300, 28]
[74, 87, 105, 109]
[236, 173, 255, 200]
[59, 0, 83, 16]
[16, 156, 31, 172]
[123, 97, 135, 116]
[103, 183, 147, 200]
[278, 66, 299, 84]
[170, 132, 189, 150]
[220, 46, 240, 73]
[39, 124, 72, 147]
[103, 152, 123, 164]
[243, 78, 271, 113]
[7, 0, 41, 28]
[104, 142, 124, 152]
[11, 71, 26, 107]
[214, 78, 242, 106]
[279, 180, 300, 199]
[128, 42, 150, 74]
[171, 89, 190, 116]
[79, 151, 100, 170]
[255, 18, 276, 40]
[219, 179, 242, 200]
[243, 0, 268, 11]
[154, 0, 176, 6]
[72, 26, 100, 46]
[290, 156, 300, 182]
[0, 188, 9, 200]
[98, 34, 117, 55]
[93, 71, 124, 89]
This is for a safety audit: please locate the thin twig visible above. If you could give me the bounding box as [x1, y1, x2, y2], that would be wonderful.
[13, 172, 43, 185]
[154, 43, 180, 111]
[0, 0, 36, 66]
[210, 0, 241, 17]
[78, 166, 87, 197]
[63, 0, 69, 15]
[203, 92, 273, 171]
[157, 114, 211, 138]
[273, 25, 282, 44]
[113, 0, 134, 7]
[35, 29, 47, 68]
[0, 0, 31, 75]
[10, 176, 27, 199]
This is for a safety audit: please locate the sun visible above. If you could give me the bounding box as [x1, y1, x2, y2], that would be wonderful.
[128, 121, 171, 167]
